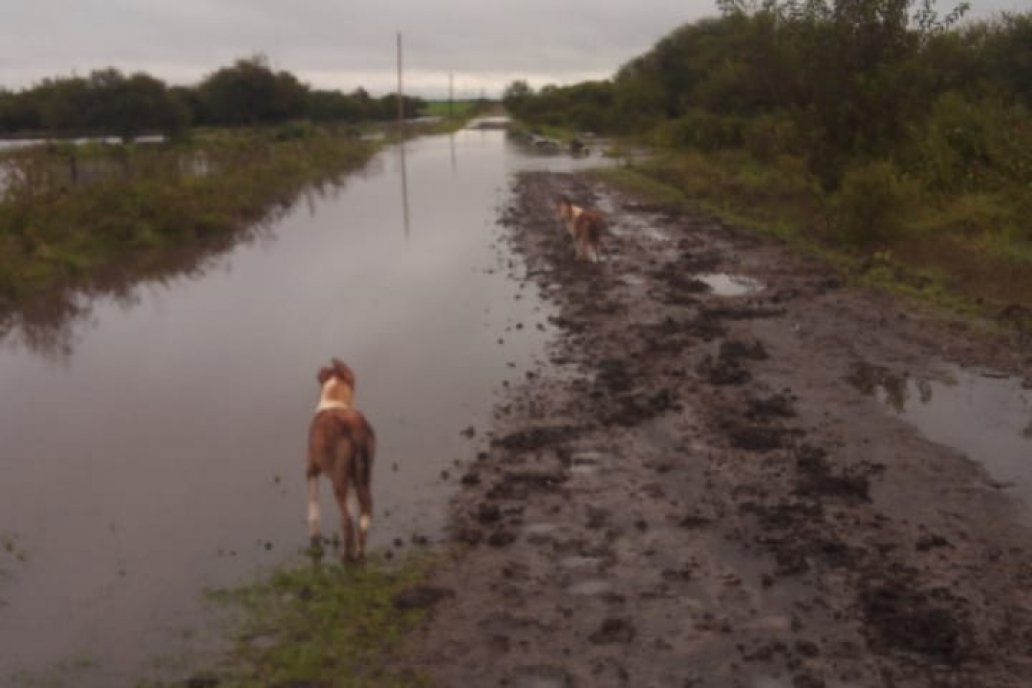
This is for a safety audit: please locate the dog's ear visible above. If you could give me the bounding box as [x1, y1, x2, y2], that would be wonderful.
[317, 366, 332, 385]
[331, 358, 356, 388]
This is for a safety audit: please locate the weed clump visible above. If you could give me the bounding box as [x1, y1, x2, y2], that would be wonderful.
[202, 555, 434, 687]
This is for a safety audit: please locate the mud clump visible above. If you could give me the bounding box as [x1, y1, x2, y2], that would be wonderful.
[589, 617, 637, 644]
[916, 534, 952, 551]
[596, 357, 633, 393]
[795, 445, 871, 502]
[699, 337, 769, 386]
[860, 581, 972, 663]
[605, 388, 677, 427]
[491, 425, 582, 452]
[393, 585, 455, 611]
[723, 422, 796, 452]
[487, 529, 518, 547]
[699, 354, 751, 385]
[720, 338, 768, 361]
[702, 304, 786, 321]
[746, 393, 796, 420]
[476, 502, 502, 524]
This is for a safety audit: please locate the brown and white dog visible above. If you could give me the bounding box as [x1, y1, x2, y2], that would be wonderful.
[557, 195, 605, 262]
[306, 358, 376, 562]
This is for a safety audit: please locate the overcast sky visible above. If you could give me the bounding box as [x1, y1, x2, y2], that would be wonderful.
[0, 0, 1025, 98]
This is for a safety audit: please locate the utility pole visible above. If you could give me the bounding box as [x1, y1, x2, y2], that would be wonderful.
[396, 32, 404, 128]
[449, 72, 454, 119]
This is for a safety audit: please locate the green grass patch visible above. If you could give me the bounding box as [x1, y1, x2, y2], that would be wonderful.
[421, 100, 478, 118]
[161, 555, 434, 688]
[592, 165, 692, 212]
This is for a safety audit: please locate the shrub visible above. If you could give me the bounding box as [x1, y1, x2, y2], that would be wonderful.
[835, 159, 919, 247]
[743, 112, 802, 161]
[910, 93, 1032, 193]
[655, 109, 744, 151]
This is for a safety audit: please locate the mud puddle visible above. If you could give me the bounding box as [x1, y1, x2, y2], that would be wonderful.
[0, 124, 608, 686]
[695, 272, 765, 296]
[849, 361, 1032, 520]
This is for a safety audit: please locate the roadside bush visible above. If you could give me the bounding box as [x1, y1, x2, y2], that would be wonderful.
[274, 120, 318, 141]
[743, 112, 801, 161]
[909, 93, 1032, 193]
[655, 109, 743, 151]
[835, 160, 919, 247]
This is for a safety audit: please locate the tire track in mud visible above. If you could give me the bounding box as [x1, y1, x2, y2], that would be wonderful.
[401, 171, 1032, 687]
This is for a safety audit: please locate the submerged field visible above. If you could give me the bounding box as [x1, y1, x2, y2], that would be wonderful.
[0, 126, 379, 322]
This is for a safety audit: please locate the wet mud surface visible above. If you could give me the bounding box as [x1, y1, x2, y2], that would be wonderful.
[402, 171, 1032, 686]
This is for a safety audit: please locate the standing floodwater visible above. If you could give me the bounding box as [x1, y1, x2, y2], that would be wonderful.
[0, 124, 605, 685]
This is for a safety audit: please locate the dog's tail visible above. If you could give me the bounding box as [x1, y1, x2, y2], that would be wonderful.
[353, 419, 376, 487]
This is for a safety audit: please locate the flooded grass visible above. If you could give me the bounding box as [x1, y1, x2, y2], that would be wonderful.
[0, 126, 378, 318]
[163, 555, 435, 688]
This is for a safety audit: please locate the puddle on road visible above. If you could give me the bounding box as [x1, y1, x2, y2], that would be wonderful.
[566, 578, 614, 596]
[848, 361, 1032, 519]
[0, 122, 611, 685]
[558, 555, 604, 570]
[510, 665, 573, 688]
[696, 273, 765, 297]
[610, 212, 671, 244]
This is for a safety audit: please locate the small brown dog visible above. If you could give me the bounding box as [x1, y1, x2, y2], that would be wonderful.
[306, 358, 375, 561]
[557, 195, 605, 262]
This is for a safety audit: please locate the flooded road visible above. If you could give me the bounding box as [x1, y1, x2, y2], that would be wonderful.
[0, 124, 606, 685]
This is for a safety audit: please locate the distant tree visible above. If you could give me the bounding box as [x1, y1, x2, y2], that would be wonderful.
[307, 90, 362, 122]
[198, 55, 309, 125]
[84, 69, 190, 140]
[37, 76, 92, 132]
[374, 93, 425, 120]
[0, 88, 42, 132]
[502, 80, 534, 116]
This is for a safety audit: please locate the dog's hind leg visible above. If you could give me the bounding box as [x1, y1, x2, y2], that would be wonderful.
[332, 475, 355, 562]
[306, 471, 321, 547]
[355, 482, 373, 561]
[331, 441, 357, 561]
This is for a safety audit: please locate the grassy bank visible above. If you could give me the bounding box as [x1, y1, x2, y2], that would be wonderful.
[595, 148, 1032, 330]
[421, 100, 481, 119]
[150, 555, 433, 688]
[0, 124, 379, 311]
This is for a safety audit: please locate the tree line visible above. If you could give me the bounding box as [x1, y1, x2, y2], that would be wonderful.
[503, 0, 1032, 193]
[0, 56, 427, 140]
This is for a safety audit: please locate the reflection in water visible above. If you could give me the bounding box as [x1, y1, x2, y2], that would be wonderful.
[0, 178, 338, 358]
[847, 361, 912, 413]
[399, 138, 411, 239]
[450, 131, 457, 174]
[848, 359, 1032, 522]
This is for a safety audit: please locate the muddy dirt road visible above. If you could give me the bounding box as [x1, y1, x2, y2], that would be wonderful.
[402, 171, 1032, 687]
